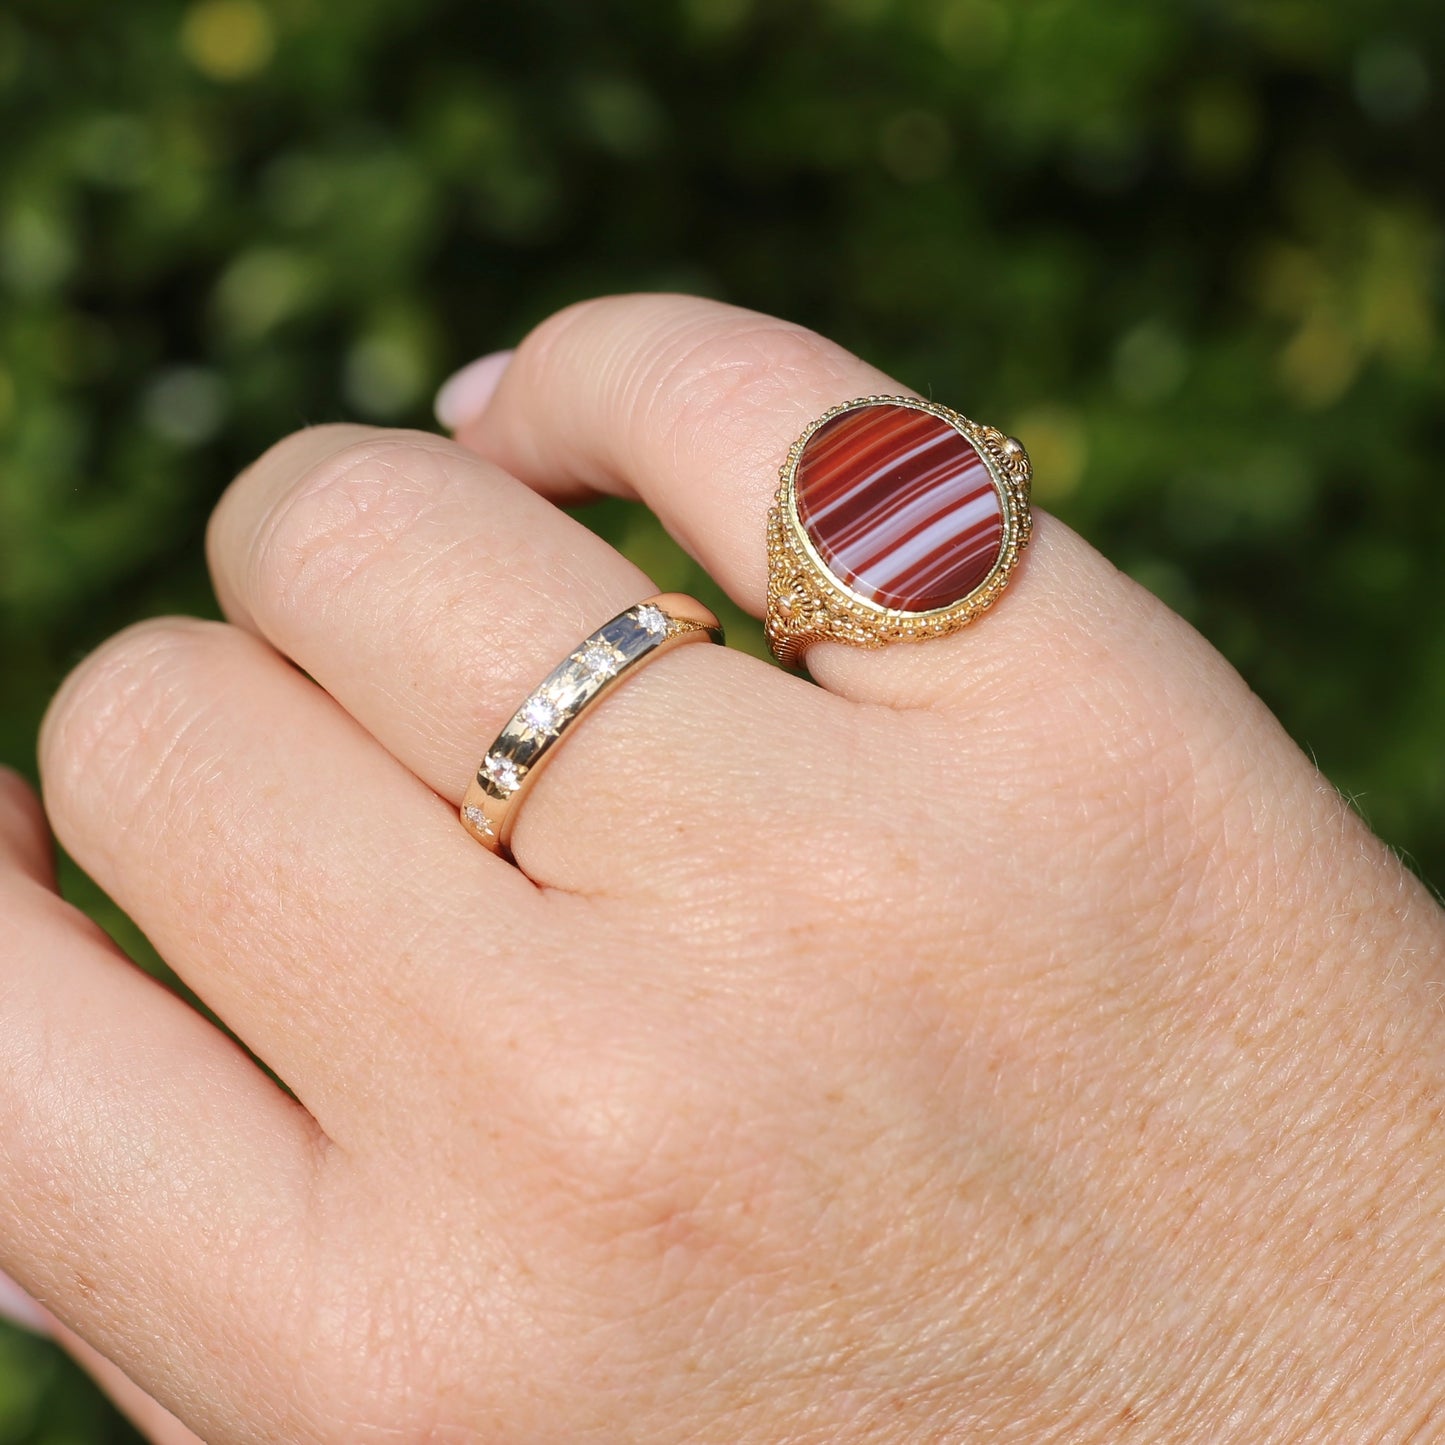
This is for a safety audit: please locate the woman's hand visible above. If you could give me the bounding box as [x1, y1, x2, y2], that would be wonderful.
[4, 295, 1443, 1443]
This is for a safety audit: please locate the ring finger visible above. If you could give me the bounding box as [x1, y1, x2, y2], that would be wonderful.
[205, 423, 846, 893]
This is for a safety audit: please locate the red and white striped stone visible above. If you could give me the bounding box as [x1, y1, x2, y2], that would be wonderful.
[794, 403, 1004, 613]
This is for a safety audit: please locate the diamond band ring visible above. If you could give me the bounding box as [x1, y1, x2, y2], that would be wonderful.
[765, 396, 1032, 667]
[460, 595, 724, 857]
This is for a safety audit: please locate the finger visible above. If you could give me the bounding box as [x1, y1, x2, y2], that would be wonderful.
[0, 770, 320, 1441]
[445, 293, 1132, 710]
[0, 766, 56, 888]
[39, 616, 547, 1145]
[206, 423, 843, 893]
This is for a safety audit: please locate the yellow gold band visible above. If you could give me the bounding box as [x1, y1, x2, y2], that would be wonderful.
[460, 594, 724, 858]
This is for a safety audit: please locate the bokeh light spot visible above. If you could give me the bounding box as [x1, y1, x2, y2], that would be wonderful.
[683, 0, 753, 38]
[829, 0, 890, 23]
[181, 0, 276, 83]
[70, 114, 154, 188]
[935, 0, 1011, 67]
[344, 333, 428, 419]
[0, 206, 75, 296]
[1279, 316, 1359, 408]
[1353, 39, 1430, 124]
[1011, 405, 1087, 502]
[1182, 83, 1259, 177]
[1113, 322, 1189, 405]
[878, 111, 953, 184]
[1254, 242, 1324, 318]
[141, 367, 228, 446]
[213, 247, 312, 340]
[575, 77, 665, 160]
[261, 152, 334, 228]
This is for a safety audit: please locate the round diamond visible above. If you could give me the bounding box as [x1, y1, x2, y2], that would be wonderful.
[482, 752, 522, 794]
[462, 804, 494, 837]
[577, 640, 620, 678]
[521, 694, 562, 733]
[635, 603, 671, 638]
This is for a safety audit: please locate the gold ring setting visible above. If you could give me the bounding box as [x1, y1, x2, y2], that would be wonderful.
[765, 395, 1032, 667]
[460, 594, 724, 857]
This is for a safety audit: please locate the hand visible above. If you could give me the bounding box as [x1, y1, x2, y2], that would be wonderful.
[4, 295, 1443, 1443]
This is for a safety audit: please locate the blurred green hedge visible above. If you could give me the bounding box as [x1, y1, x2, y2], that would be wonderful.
[1, 0, 1442, 1438]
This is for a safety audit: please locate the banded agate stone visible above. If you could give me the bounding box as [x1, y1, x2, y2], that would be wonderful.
[794, 403, 1004, 613]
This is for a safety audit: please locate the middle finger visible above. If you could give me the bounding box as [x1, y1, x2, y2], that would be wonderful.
[206, 425, 842, 893]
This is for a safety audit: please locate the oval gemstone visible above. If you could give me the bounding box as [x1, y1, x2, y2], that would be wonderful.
[794, 403, 1004, 613]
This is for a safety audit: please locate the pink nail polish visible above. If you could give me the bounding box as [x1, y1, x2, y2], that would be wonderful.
[0, 1269, 50, 1335]
[434, 350, 514, 430]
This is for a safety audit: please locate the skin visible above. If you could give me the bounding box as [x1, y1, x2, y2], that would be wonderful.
[2, 293, 1443, 1443]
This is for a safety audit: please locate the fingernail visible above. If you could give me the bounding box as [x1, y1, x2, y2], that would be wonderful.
[0, 1269, 51, 1335]
[435, 350, 513, 430]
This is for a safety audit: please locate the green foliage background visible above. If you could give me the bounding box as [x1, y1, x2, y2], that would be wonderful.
[1, 0, 1442, 1437]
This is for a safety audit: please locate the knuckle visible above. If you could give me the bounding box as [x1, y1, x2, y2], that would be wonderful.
[510, 1016, 777, 1280]
[522, 293, 615, 355]
[520, 292, 666, 375]
[525, 294, 859, 477]
[36, 622, 270, 905]
[644, 311, 854, 473]
[295, 1208, 529, 1445]
[40, 618, 219, 822]
[526, 1042, 703, 1217]
[240, 427, 464, 621]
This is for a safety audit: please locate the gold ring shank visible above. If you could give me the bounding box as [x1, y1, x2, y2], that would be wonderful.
[460, 593, 723, 858]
